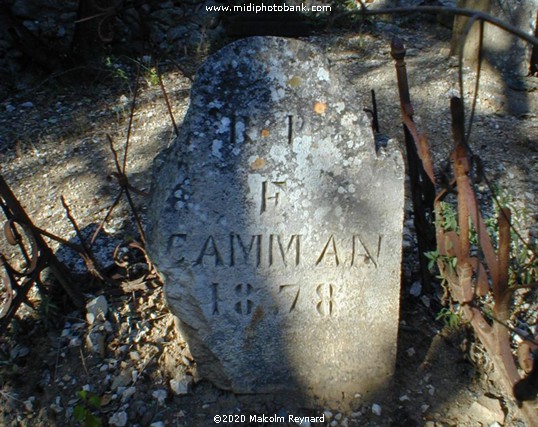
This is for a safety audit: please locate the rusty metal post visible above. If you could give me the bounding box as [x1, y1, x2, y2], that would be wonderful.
[391, 38, 413, 118]
[391, 37, 436, 292]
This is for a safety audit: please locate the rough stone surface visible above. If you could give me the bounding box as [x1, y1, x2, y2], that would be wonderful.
[146, 36, 405, 408]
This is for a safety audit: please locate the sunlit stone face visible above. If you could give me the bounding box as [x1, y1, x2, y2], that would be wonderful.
[147, 36, 405, 408]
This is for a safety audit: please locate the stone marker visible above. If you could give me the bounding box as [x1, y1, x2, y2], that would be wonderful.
[146, 36, 405, 408]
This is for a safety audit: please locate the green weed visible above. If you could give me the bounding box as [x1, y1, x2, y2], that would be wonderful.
[73, 390, 102, 427]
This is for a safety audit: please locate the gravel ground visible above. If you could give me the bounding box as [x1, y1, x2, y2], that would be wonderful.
[1, 17, 538, 427]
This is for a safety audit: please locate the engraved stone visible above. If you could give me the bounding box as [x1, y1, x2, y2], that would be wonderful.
[146, 37, 405, 408]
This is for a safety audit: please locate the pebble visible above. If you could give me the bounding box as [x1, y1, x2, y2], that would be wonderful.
[371, 403, 382, 416]
[112, 369, 133, 390]
[85, 331, 105, 357]
[170, 375, 192, 395]
[86, 295, 109, 325]
[150, 422, 165, 427]
[409, 281, 422, 296]
[21, 101, 34, 108]
[121, 386, 136, 402]
[69, 337, 81, 347]
[109, 410, 128, 427]
[24, 397, 35, 412]
[152, 389, 168, 405]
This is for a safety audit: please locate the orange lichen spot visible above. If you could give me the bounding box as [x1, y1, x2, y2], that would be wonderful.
[314, 101, 327, 114]
[250, 158, 266, 170]
[261, 128, 270, 137]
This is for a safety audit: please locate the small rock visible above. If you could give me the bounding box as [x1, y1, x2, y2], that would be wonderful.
[21, 101, 34, 108]
[111, 369, 133, 390]
[50, 398, 63, 414]
[468, 396, 505, 425]
[152, 389, 167, 405]
[170, 375, 192, 395]
[85, 331, 105, 357]
[399, 394, 410, 401]
[69, 337, 81, 347]
[406, 347, 416, 357]
[323, 410, 333, 419]
[439, 47, 451, 57]
[121, 386, 136, 402]
[409, 281, 422, 296]
[150, 422, 165, 427]
[86, 295, 108, 325]
[371, 403, 382, 416]
[109, 410, 128, 427]
[24, 397, 35, 412]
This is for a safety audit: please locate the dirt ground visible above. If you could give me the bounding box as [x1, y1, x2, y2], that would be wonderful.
[1, 16, 538, 427]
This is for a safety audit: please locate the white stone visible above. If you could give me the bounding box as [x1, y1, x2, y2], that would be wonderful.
[152, 389, 167, 405]
[170, 375, 192, 395]
[86, 295, 108, 325]
[109, 411, 128, 427]
[147, 36, 404, 409]
[371, 404, 382, 416]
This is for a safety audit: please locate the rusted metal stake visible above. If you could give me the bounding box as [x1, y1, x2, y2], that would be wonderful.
[391, 37, 436, 292]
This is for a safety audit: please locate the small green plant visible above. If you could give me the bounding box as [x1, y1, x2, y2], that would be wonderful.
[145, 66, 159, 87]
[436, 307, 461, 330]
[73, 390, 102, 427]
[436, 201, 458, 233]
[104, 56, 129, 81]
[425, 250, 457, 275]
